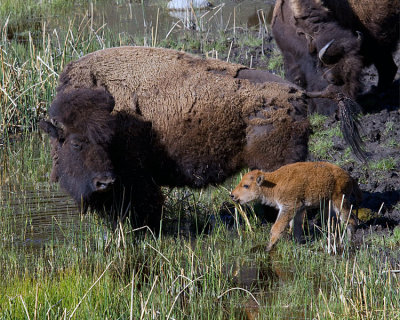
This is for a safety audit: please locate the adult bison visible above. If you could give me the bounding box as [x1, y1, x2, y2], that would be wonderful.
[39, 46, 361, 228]
[272, 0, 399, 114]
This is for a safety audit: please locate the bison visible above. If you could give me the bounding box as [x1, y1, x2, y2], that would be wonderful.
[272, 0, 399, 114]
[39, 46, 362, 228]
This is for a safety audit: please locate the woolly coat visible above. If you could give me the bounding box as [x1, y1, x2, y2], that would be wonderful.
[56, 46, 310, 187]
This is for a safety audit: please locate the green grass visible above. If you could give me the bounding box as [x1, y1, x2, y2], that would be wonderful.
[368, 226, 400, 249]
[1, 137, 400, 319]
[309, 122, 341, 161]
[369, 157, 397, 171]
[308, 113, 359, 165]
[267, 48, 284, 77]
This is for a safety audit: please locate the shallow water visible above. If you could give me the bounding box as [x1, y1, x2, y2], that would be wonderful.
[0, 182, 83, 249]
[11, 0, 274, 43]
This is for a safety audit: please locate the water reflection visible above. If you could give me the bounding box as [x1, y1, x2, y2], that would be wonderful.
[9, 0, 274, 44]
[0, 182, 82, 250]
[223, 254, 313, 319]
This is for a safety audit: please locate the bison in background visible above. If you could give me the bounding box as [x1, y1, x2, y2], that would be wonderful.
[272, 0, 399, 114]
[39, 46, 362, 229]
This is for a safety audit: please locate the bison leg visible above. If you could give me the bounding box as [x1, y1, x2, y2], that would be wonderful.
[292, 207, 306, 243]
[374, 50, 398, 91]
[128, 178, 164, 232]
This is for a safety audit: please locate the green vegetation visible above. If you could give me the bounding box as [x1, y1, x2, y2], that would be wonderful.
[370, 157, 397, 171]
[308, 114, 357, 166]
[1, 136, 400, 319]
[0, 0, 76, 24]
[308, 115, 342, 161]
[267, 47, 284, 77]
[368, 226, 400, 249]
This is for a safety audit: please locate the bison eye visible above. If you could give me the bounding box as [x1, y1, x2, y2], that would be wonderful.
[71, 142, 82, 150]
[243, 184, 249, 189]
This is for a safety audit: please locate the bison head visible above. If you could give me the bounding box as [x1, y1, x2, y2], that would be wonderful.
[290, 0, 364, 98]
[314, 34, 363, 97]
[40, 88, 117, 211]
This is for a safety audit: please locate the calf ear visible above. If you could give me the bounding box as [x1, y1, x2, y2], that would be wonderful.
[39, 120, 60, 139]
[256, 174, 276, 188]
[256, 175, 264, 186]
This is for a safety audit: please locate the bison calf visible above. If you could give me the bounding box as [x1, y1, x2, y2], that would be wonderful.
[231, 162, 361, 251]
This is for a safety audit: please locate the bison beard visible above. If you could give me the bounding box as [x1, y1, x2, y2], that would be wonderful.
[39, 46, 363, 229]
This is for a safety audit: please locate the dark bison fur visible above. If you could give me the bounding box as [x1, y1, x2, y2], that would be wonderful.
[272, 0, 399, 114]
[39, 46, 363, 229]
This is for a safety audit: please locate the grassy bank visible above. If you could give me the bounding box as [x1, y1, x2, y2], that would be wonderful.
[1, 136, 400, 319]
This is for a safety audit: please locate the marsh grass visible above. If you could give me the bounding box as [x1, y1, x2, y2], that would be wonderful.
[370, 157, 397, 172]
[1, 137, 400, 319]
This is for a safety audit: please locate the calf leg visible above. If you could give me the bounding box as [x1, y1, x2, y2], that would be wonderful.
[333, 197, 358, 239]
[292, 208, 306, 243]
[267, 207, 295, 251]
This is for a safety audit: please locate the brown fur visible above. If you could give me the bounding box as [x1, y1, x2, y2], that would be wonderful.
[57, 46, 309, 176]
[272, 0, 399, 113]
[231, 162, 362, 251]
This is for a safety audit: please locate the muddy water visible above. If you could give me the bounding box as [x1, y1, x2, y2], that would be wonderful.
[0, 134, 84, 252]
[227, 257, 307, 319]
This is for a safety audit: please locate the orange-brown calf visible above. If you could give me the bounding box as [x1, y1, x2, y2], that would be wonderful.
[231, 162, 362, 251]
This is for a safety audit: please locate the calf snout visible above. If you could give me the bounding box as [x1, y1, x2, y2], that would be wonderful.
[93, 173, 116, 192]
[230, 193, 238, 202]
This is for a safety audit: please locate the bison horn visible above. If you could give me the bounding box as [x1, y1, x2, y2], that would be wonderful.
[51, 118, 65, 131]
[318, 39, 335, 64]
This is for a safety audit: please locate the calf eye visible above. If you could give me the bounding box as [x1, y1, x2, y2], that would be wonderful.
[243, 185, 249, 189]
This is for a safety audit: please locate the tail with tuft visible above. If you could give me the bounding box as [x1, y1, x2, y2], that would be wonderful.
[338, 96, 367, 162]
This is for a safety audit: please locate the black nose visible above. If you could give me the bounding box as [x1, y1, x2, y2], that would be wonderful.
[93, 174, 115, 191]
[230, 193, 236, 200]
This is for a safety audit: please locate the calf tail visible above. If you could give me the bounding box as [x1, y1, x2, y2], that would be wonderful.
[352, 179, 363, 205]
[351, 178, 363, 225]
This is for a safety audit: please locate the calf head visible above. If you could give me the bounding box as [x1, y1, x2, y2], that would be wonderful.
[231, 170, 269, 204]
[40, 88, 117, 211]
